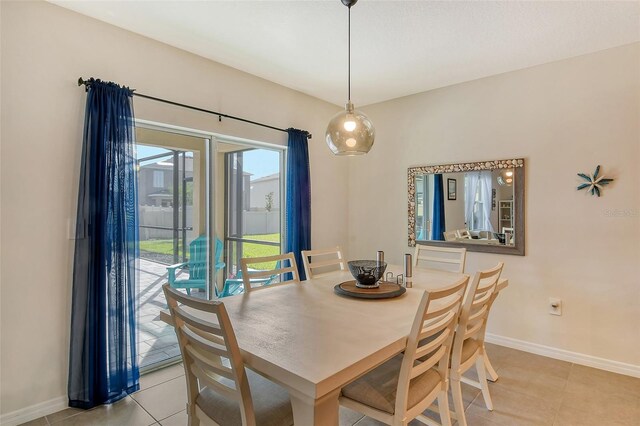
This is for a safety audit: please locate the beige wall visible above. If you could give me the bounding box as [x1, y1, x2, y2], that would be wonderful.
[0, 1, 349, 415]
[350, 43, 640, 366]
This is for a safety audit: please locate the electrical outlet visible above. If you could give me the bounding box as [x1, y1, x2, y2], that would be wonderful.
[549, 298, 562, 316]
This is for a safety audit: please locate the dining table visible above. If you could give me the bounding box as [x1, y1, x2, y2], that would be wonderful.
[161, 264, 508, 426]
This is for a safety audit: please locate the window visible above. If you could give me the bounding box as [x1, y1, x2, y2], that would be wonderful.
[223, 146, 284, 285]
[153, 170, 164, 188]
[465, 171, 494, 232]
[471, 190, 485, 231]
[135, 124, 209, 373]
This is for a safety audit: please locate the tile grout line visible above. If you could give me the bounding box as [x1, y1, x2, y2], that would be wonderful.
[46, 407, 91, 425]
[130, 395, 160, 425]
[550, 362, 575, 426]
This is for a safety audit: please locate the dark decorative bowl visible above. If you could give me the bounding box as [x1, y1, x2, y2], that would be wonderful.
[348, 260, 387, 288]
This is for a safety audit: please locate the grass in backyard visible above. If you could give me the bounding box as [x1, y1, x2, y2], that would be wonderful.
[140, 234, 281, 269]
[241, 236, 280, 270]
[139, 239, 185, 258]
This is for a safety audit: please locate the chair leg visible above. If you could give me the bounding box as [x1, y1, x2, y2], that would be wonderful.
[484, 349, 499, 382]
[476, 355, 494, 411]
[451, 378, 467, 426]
[186, 288, 191, 296]
[187, 404, 200, 426]
[437, 389, 452, 426]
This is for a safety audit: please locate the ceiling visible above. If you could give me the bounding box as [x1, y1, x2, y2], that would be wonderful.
[51, 1, 640, 107]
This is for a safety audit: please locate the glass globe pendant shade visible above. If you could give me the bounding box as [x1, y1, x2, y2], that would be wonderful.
[325, 101, 375, 155]
[497, 169, 514, 186]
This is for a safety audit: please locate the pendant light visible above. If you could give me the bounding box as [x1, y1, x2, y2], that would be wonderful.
[325, 0, 375, 156]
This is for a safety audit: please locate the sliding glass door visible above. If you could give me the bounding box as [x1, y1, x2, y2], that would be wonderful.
[135, 124, 211, 371]
[220, 144, 285, 289]
[131, 122, 285, 371]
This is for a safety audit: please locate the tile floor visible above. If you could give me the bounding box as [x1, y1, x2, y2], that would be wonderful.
[21, 343, 640, 425]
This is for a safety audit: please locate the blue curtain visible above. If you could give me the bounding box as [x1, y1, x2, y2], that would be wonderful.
[285, 129, 311, 280]
[68, 79, 139, 409]
[432, 174, 446, 241]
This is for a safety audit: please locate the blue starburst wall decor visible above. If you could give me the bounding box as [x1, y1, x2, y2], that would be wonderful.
[577, 165, 614, 197]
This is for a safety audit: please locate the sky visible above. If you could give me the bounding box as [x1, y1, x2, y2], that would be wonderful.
[136, 144, 279, 179]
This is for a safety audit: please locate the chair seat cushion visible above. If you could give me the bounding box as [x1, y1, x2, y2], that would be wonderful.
[341, 355, 442, 414]
[196, 369, 293, 426]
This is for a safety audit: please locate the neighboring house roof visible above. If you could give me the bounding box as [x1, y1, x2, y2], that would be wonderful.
[140, 156, 194, 172]
[251, 173, 279, 183]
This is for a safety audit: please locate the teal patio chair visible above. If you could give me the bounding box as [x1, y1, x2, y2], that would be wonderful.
[216, 261, 281, 298]
[216, 270, 277, 298]
[167, 236, 225, 295]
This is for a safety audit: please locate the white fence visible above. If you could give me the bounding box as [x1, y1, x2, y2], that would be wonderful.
[243, 210, 280, 235]
[139, 206, 279, 240]
[139, 205, 194, 241]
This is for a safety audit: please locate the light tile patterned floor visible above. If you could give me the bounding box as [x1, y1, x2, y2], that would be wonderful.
[22, 343, 640, 425]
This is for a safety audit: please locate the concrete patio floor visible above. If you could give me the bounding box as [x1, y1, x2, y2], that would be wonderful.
[137, 258, 206, 370]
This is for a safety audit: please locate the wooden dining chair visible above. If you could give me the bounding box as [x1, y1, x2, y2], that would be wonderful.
[240, 252, 300, 292]
[443, 231, 458, 241]
[482, 278, 507, 383]
[301, 246, 346, 279]
[449, 263, 504, 426]
[414, 245, 467, 274]
[162, 284, 294, 426]
[340, 276, 469, 426]
[456, 229, 472, 239]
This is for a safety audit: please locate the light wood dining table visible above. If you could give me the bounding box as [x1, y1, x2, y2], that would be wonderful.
[162, 264, 508, 426]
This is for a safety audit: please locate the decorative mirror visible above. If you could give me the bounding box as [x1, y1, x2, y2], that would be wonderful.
[408, 158, 525, 256]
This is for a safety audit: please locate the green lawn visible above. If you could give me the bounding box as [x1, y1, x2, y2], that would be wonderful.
[140, 234, 281, 270]
[139, 239, 184, 257]
[241, 234, 281, 270]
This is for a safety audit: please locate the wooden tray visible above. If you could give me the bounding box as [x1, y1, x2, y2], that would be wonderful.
[334, 280, 406, 299]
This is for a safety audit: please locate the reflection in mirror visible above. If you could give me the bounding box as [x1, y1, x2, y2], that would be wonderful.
[408, 158, 524, 256]
[415, 170, 515, 246]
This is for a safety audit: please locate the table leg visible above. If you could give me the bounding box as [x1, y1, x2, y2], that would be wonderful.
[289, 388, 340, 426]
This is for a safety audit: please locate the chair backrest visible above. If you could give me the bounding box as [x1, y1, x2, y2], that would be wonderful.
[456, 229, 472, 239]
[188, 235, 207, 280]
[301, 246, 346, 279]
[414, 245, 467, 274]
[215, 237, 224, 265]
[443, 230, 457, 241]
[451, 263, 504, 370]
[395, 276, 469, 418]
[240, 252, 300, 292]
[162, 284, 256, 425]
[187, 236, 225, 280]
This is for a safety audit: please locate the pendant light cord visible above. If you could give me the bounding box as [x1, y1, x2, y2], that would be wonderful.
[348, 5, 351, 102]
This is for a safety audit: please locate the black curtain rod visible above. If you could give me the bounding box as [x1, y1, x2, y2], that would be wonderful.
[77, 77, 312, 139]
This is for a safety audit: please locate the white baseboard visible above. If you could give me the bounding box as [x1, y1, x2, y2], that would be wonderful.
[485, 333, 640, 378]
[0, 395, 67, 426]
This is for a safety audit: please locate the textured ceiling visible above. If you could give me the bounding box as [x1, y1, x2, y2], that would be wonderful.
[51, 1, 640, 106]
